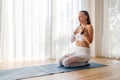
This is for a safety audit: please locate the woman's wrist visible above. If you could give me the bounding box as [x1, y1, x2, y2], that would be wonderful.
[71, 34, 75, 42]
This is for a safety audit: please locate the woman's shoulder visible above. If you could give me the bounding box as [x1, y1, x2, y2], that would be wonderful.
[87, 24, 92, 27]
[85, 24, 93, 32]
[86, 24, 93, 29]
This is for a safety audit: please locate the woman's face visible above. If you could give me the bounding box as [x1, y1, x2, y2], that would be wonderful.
[78, 12, 87, 24]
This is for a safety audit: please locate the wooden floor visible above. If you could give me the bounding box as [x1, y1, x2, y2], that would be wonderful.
[1, 58, 120, 80]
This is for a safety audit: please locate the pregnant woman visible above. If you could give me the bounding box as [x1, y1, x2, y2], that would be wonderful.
[58, 10, 93, 67]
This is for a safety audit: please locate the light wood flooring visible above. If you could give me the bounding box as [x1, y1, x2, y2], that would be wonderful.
[1, 58, 120, 80]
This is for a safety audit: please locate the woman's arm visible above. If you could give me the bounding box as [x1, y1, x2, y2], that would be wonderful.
[71, 27, 80, 43]
[71, 34, 75, 43]
[81, 25, 93, 44]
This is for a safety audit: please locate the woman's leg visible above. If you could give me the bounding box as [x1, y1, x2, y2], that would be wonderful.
[58, 53, 75, 66]
[62, 55, 89, 67]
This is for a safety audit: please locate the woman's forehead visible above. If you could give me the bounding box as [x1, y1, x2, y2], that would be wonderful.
[79, 12, 84, 16]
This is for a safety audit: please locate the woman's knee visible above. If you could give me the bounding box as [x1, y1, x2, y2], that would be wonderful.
[58, 55, 68, 65]
[62, 58, 71, 67]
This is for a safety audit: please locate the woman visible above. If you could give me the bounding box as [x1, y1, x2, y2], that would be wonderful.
[58, 10, 93, 67]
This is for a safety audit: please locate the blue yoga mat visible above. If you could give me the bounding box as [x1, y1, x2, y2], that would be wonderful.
[0, 62, 106, 80]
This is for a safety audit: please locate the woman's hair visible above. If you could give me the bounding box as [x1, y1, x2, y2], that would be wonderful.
[80, 10, 91, 25]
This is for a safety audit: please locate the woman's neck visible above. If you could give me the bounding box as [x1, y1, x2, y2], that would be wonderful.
[80, 23, 87, 27]
[80, 22, 87, 25]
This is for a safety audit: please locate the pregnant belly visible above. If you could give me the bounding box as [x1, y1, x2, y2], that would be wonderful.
[76, 40, 89, 48]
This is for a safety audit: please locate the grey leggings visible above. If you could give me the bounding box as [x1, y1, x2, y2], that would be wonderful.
[58, 47, 90, 67]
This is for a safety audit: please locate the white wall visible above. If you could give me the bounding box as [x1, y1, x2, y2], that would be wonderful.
[88, 0, 104, 57]
[0, 0, 1, 33]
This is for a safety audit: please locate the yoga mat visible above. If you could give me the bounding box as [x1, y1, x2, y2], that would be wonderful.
[0, 62, 107, 80]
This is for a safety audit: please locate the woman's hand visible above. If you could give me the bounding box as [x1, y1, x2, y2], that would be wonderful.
[74, 28, 80, 34]
[79, 27, 85, 34]
[74, 27, 84, 35]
